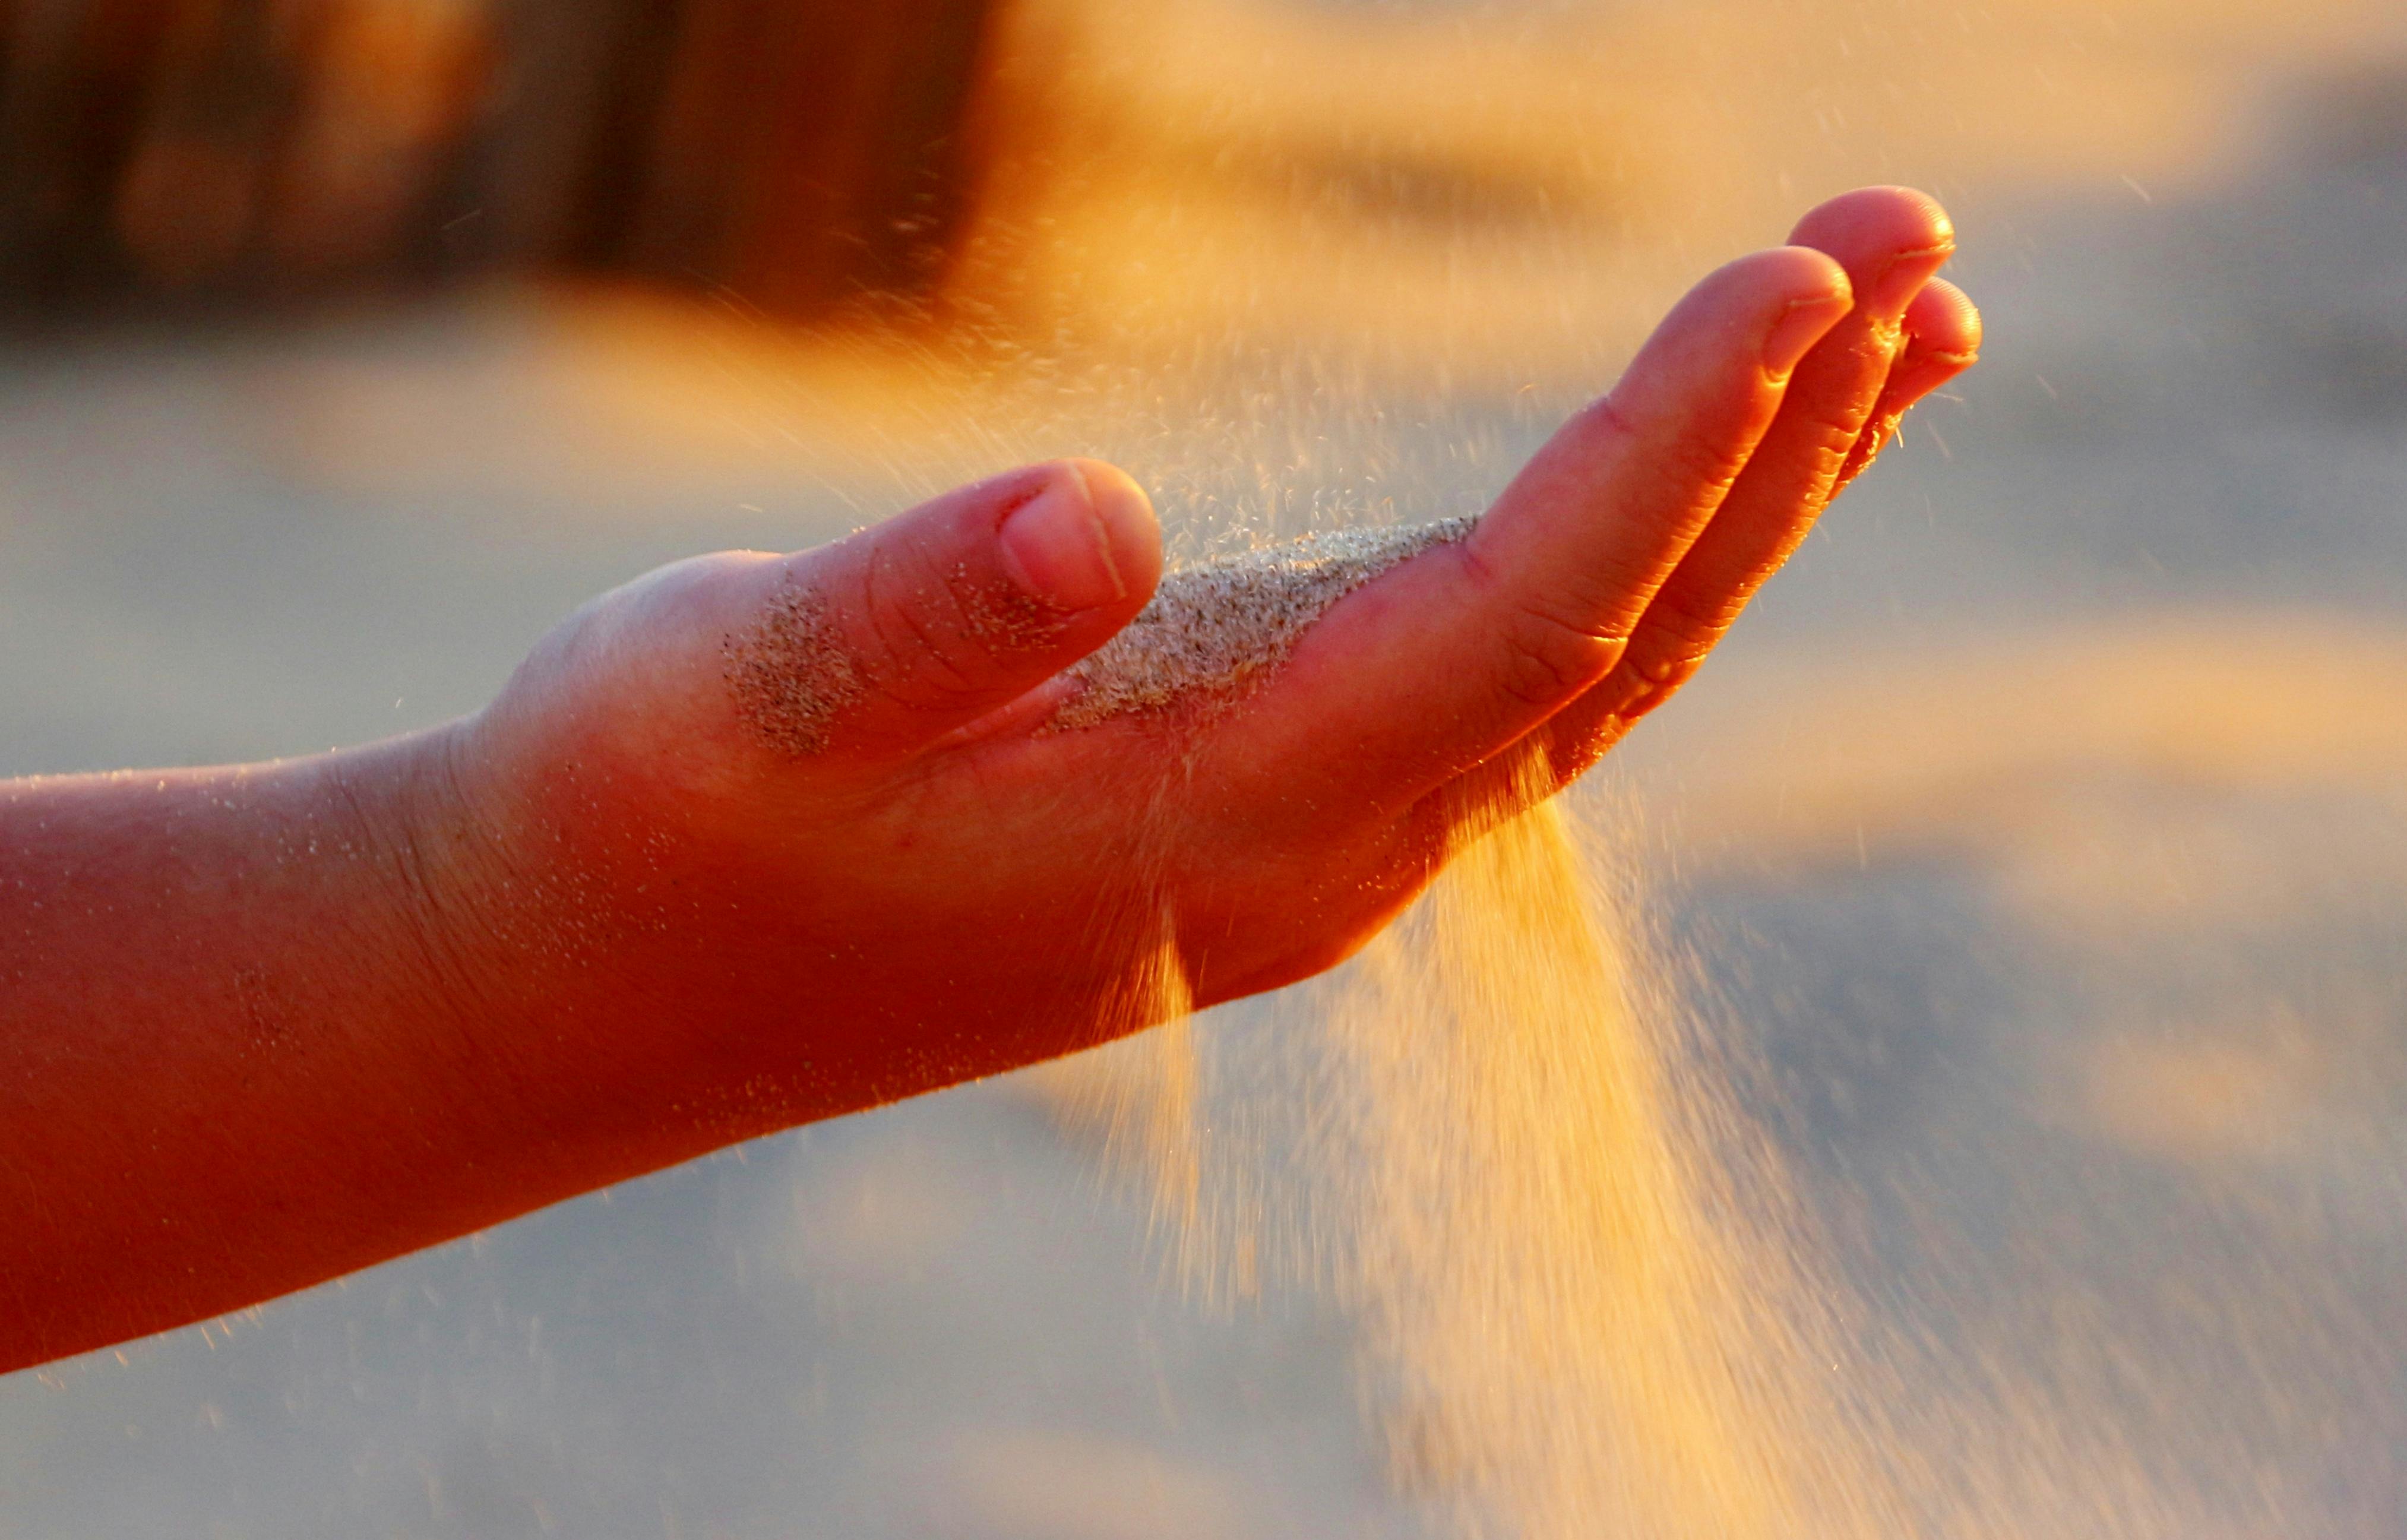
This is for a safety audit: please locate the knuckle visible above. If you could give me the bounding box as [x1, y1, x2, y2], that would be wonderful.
[1835, 410, 1906, 490]
[1805, 412, 1867, 479]
[1576, 392, 1648, 451]
[1634, 583, 1733, 649]
[1618, 656, 1702, 721]
[1495, 597, 1617, 711]
[1655, 418, 1751, 500]
[1766, 372, 1889, 497]
[1584, 391, 1748, 501]
[853, 550, 986, 710]
[1590, 640, 1707, 725]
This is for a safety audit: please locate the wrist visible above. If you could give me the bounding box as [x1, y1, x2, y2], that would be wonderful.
[305, 719, 638, 1150]
[357, 711, 796, 1168]
[318, 719, 527, 1019]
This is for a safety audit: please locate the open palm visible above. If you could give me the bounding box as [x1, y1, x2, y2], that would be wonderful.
[438, 186, 1979, 1140]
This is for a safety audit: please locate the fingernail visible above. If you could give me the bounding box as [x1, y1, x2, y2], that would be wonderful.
[998, 467, 1127, 611]
[1866, 242, 1954, 320]
[1763, 292, 1853, 378]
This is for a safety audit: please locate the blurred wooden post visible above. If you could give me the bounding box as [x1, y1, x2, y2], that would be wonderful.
[600, 0, 996, 316]
[0, 0, 192, 302]
[0, 0, 1007, 320]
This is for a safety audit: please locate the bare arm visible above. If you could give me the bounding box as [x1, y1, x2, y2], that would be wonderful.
[0, 739, 542, 1352]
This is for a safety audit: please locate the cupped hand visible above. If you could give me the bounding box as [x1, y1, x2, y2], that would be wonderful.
[437, 186, 1980, 1147]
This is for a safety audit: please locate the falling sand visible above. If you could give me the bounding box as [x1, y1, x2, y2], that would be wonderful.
[1048, 524, 2199, 1538]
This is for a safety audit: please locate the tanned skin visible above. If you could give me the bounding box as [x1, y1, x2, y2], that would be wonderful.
[0, 188, 1979, 1373]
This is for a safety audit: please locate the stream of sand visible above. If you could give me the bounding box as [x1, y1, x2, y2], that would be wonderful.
[1044, 536, 2219, 1536]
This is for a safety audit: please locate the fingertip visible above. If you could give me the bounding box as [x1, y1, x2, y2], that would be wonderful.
[1788, 184, 1956, 259]
[1745, 246, 1854, 377]
[990, 459, 1161, 615]
[1906, 277, 1983, 361]
[1630, 244, 1852, 388]
[1715, 242, 1854, 307]
[1063, 457, 1163, 605]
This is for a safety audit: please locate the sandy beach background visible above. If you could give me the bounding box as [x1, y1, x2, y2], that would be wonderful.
[5, 0, 2407, 1533]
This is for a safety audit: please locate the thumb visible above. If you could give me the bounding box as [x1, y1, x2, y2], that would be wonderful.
[725, 459, 1161, 759]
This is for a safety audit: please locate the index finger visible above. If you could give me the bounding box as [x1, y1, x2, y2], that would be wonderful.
[1200, 244, 1852, 811]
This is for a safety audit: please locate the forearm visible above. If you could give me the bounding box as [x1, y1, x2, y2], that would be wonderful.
[0, 709, 1124, 1374]
[0, 729, 656, 1371]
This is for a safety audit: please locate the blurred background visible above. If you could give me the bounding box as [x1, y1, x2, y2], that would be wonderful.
[5, 0, 2407, 1533]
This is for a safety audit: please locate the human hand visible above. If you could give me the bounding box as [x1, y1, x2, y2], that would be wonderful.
[425, 185, 1980, 1156]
